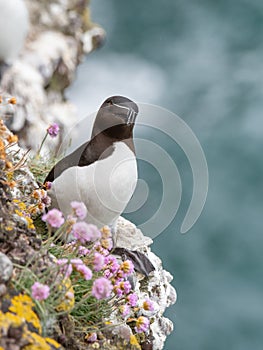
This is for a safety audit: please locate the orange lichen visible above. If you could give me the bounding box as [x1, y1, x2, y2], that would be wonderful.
[38, 203, 45, 211]
[32, 189, 46, 200]
[0, 139, 5, 159]
[8, 97, 17, 105]
[0, 123, 6, 133]
[5, 161, 13, 169]
[7, 134, 18, 144]
[2, 180, 17, 188]
[28, 205, 39, 215]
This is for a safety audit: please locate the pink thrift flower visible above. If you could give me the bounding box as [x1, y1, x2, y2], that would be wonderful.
[104, 255, 119, 274]
[104, 269, 112, 279]
[78, 246, 90, 256]
[135, 316, 150, 333]
[77, 264, 93, 280]
[143, 298, 155, 312]
[94, 243, 110, 256]
[93, 252, 105, 271]
[122, 280, 131, 294]
[71, 259, 92, 280]
[64, 241, 76, 249]
[119, 304, 131, 318]
[65, 291, 74, 300]
[31, 282, 50, 301]
[127, 293, 138, 307]
[42, 194, 51, 207]
[56, 258, 73, 278]
[92, 277, 113, 300]
[101, 237, 113, 251]
[42, 208, 64, 228]
[72, 222, 101, 244]
[119, 260, 134, 277]
[44, 181, 52, 190]
[47, 123, 60, 137]
[86, 333, 97, 343]
[70, 201, 87, 220]
[115, 270, 125, 282]
[114, 280, 131, 297]
[67, 215, 77, 226]
[71, 258, 83, 265]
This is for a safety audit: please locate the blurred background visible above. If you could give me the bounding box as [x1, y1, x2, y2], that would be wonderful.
[67, 1, 263, 349]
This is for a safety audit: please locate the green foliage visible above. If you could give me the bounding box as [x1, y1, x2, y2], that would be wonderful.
[29, 154, 59, 184]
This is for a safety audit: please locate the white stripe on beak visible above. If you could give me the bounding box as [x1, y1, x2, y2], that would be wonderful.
[112, 102, 137, 124]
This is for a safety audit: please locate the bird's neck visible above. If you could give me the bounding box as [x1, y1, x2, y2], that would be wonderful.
[91, 128, 135, 157]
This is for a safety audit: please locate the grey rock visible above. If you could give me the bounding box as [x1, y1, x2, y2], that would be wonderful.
[115, 216, 177, 349]
[116, 216, 153, 250]
[0, 284, 7, 296]
[0, 252, 13, 283]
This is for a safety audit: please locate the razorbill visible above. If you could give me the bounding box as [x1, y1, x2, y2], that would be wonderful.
[45, 96, 138, 231]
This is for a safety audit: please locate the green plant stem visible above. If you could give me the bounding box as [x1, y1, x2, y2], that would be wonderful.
[37, 132, 48, 156]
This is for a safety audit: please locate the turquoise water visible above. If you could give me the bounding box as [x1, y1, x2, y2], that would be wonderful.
[68, 1, 263, 349]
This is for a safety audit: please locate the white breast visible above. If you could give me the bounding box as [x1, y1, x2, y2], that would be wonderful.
[49, 141, 137, 228]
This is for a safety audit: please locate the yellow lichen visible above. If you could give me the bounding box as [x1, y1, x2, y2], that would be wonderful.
[18, 201, 27, 211]
[13, 200, 36, 229]
[23, 330, 58, 350]
[130, 334, 141, 349]
[7, 171, 14, 181]
[56, 278, 75, 312]
[0, 294, 61, 350]
[25, 216, 35, 229]
[45, 337, 61, 348]
[9, 294, 41, 333]
[15, 209, 23, 217]
[0, 310, 22, 330]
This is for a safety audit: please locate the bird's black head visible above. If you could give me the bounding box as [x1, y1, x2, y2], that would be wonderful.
[91, 96, 139, 140]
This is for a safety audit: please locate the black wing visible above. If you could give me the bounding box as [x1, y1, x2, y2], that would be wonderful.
[44, 135, 115, 184]
[44, 141, 91, 183]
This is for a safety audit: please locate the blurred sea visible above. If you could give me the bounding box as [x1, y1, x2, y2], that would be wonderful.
[67, 1, 263, 349]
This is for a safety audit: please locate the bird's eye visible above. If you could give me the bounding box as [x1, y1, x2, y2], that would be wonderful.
[108, 100, 113, 105]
